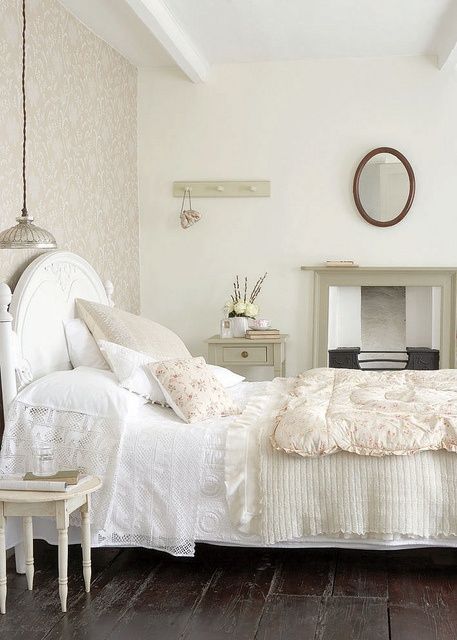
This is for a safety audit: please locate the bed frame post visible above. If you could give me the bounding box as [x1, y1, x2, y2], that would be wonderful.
[0, 283, 17, 425]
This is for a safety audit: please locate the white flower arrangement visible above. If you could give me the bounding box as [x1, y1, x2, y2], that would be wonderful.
[225, 274, 267, 318]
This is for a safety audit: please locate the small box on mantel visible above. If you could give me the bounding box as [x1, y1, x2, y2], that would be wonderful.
[325, 260, 359, 268]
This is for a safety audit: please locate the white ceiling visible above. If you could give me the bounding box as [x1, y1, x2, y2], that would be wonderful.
[165, 0, 453, 63]
[59, 0, 457, 79]
[60, 0, 175, 67]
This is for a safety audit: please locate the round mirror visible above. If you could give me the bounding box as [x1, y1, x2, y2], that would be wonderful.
[353, 147, 415, 227]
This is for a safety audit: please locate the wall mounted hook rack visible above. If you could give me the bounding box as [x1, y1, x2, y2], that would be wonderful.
[173, 180, 270, 198]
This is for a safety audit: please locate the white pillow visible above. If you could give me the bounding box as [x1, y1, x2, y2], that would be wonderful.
[98, 340, 245, 403]
[211, 365, 245, 388]
[98, 340, 164, 403]
[64, 318, 109, 370]
[17, 367, 147, 418]
[76, 299, 191, 362]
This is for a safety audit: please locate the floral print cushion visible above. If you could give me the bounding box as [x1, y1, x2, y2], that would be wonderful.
[147, 357, 240, 423]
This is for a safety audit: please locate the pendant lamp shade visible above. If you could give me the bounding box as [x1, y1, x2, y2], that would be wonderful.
[0, 214, 57, 249]
[0, 0, 57, 250]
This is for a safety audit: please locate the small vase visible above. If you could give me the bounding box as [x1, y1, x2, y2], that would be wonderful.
[230, 316, 249, 338]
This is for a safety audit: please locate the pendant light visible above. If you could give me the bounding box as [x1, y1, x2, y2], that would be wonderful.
[0, 0, 57, 249]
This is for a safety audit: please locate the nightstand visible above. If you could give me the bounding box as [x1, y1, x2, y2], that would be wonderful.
[206, 334, 288, 379]
[0, 475, 102, 614]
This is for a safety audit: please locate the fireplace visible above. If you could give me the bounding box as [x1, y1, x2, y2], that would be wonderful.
[301, 266, 457, 369]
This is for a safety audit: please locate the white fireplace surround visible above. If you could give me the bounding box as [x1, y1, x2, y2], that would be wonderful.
[302, 267, 457, 369]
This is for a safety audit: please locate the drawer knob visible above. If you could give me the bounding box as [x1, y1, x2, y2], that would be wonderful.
[241, 350, 249, 358]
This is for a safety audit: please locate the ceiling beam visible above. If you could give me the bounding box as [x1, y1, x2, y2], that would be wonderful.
[437, 40, 457, 71]
[435, 2, 457, 71]
[124, 0, 209, 81]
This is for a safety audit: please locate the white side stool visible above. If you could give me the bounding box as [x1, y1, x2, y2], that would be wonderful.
[0, 475, 102, 614]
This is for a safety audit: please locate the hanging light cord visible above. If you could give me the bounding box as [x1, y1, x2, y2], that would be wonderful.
[21, 0, 27, 217]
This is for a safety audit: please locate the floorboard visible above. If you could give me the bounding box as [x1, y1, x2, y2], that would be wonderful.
[315, 596, 389, 640]
[388, 548, 457, 606]
[389, 603, 457, 640]
[181, 549, 276, 640]
[254, 595, 321, 640]
[109, 557, 216, 640]
[333, 550, 388, 598]
[0, 544, 456, 640]
[272, 548, 337, 596]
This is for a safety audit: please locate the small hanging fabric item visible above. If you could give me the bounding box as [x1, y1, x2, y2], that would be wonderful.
[180, 188, 201, 229]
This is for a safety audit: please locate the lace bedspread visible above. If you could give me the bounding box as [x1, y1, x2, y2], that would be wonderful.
[0, 382, 268, 556]
[0, 401, 208, 556]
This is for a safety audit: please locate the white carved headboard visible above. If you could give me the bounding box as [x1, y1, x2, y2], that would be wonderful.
[0, 251, 114, 423]
[9, 251, 111, 382]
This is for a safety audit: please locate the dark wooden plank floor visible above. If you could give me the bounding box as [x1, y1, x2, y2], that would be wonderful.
[1, 542, 457, 640]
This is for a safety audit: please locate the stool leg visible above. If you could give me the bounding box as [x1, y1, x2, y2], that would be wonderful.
[23, 516, 34, 590]
[58, 528, 68, 613]
[14, 543, 25, 575]
[81, 498, 91, 593]
[0, 506, 6, 614]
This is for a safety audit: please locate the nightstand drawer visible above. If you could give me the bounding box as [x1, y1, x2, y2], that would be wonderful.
[206, 335, 287, 380]
[222, 346, 269, 364]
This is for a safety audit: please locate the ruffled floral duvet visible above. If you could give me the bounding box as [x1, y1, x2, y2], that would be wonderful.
[272, 368, 457, 457]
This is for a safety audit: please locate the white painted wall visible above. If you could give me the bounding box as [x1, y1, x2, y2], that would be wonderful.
[138, 56, 457, 375]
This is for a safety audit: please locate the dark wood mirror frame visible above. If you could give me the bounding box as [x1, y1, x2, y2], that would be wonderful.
[353, 147, 415, 228]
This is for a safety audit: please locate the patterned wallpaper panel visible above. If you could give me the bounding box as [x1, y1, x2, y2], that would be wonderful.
[0, 0, 139, 311]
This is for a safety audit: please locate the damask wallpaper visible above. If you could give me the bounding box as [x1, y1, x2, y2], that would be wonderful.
[0, 0, 139, 311]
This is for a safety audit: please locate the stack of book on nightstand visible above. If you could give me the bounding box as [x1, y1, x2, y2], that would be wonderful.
[245, 329, 280, 340]
[0, 469, 86, 492]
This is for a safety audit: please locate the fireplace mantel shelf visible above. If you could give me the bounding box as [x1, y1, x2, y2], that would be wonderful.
[301, 266, 457, 272]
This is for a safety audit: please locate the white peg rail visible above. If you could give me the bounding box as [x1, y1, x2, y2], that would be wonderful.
[173, 180, 270, 198]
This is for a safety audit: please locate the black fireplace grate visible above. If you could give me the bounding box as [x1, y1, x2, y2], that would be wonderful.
[328, 347, 439, 371]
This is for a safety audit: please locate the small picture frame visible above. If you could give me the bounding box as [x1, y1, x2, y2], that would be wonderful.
[220, 318, 232, 339]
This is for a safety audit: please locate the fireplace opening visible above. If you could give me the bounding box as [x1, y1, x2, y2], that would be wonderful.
[360, 286, 405, 369]
[328, 285, 440, 370]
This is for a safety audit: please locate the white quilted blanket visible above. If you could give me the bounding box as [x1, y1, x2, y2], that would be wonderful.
[272, 368, 457, 457]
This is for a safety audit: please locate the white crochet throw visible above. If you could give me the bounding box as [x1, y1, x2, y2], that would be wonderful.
[226, 378, 457, 545]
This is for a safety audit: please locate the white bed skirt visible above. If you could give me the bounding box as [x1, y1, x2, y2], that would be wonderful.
[7, 520, 457, 554]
